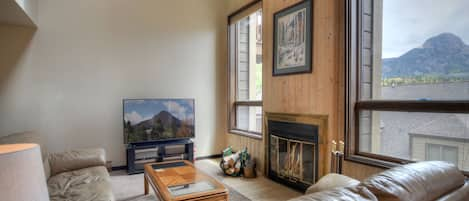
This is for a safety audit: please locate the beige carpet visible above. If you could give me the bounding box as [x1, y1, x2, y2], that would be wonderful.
[110, 159, 301, 201]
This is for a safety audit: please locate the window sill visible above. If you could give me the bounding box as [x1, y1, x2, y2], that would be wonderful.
[344, 154, 469, 176]
[228, 129, 263, 140]
[344, 154, 401, 170]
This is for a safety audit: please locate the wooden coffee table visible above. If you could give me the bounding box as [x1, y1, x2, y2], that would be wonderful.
[144, 160, 229, 201]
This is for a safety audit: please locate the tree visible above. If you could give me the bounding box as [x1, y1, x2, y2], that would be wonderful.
[153, 119, 165, 136]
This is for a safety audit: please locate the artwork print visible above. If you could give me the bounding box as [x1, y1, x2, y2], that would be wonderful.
[277, 8, 307, 68]
[274, 0, 312, 76]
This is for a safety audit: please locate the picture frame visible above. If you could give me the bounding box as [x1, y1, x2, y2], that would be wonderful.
[273, 0, 312, 76]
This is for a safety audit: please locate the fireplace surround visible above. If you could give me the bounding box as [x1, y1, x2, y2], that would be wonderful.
[265, 113, 328, 192]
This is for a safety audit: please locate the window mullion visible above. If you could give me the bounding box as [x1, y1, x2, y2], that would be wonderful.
[355, 100, 469, 113]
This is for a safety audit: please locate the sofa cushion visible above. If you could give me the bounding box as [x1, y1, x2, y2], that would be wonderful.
[306, 173, 360, 194]
[43, 157, 51, 179]
[362, 161, 465, 201]
[289, 186, 378, 201]
[48, 148, 106, 176]
[48, 166, 114, 201]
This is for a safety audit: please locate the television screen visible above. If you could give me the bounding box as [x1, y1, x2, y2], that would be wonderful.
[123, 99, 194, 144]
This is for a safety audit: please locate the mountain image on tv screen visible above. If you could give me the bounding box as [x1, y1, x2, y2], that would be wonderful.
[123, 99, 195, 144]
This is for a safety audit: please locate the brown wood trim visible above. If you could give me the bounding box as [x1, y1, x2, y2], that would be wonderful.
[227, 19, 235, 136]
[234, 101, 263, 106]
[344, 154, 398, 169]
[356, 151, 413, 165]
[228, 129, 263, 140]
[228, 0, 262, 24]
[344, 0, 359, 158]
[356, 100, 469, 113]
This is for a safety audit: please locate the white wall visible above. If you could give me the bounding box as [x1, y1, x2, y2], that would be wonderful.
[0, 0, 227, 166]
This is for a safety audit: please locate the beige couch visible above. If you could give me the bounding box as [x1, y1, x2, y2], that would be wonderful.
[289, 161, 469, 201]
[0, 131, 114, 201]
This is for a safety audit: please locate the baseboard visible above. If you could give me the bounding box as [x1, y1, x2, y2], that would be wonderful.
[111, 154, 221, 171]
[111, 165, 128, 171]
[196, 154, 222, 160]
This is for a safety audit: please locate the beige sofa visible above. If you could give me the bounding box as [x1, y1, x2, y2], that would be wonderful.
[0, 131, 114, 201]
[289, 161, 469, 201]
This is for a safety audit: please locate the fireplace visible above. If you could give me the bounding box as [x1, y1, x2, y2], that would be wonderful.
[265, 113, 327, 192]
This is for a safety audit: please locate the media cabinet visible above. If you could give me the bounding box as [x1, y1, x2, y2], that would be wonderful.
[126, 139, 194, 174]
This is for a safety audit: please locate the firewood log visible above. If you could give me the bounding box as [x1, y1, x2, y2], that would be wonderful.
[224, 151, 240, 168]
[225, 168, 235, 175]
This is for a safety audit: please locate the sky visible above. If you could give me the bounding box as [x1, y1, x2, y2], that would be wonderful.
[123, 99, 194, 125]
[382, 0, 469, 58]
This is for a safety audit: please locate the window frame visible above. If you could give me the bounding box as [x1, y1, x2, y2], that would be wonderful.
[227, 0, 263, 139]
[344, 0, 469, 172]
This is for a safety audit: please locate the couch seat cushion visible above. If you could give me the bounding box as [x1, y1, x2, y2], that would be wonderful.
[306, 173, 360, 194]
[48, 148, 106, 176]
[289, 186, 378, 201]
[47, 166, 114, 201]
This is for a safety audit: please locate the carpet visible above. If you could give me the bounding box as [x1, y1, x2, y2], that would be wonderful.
[110, 160, 251, 201]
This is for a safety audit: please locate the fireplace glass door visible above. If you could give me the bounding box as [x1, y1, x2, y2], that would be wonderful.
[270, 135, 316, 185]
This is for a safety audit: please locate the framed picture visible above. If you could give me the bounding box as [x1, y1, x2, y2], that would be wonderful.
[273, 0, 312, 76]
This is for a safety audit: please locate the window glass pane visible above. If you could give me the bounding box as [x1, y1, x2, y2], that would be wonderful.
[236, 106, 262, 133]
[426, 144, 441, 161]
[442, 145, 458, 165]
[358, 110, 469, 171]
[233, 10, 262, 101]
[362, 0, 469, 101]
[229, 8, 262, 133]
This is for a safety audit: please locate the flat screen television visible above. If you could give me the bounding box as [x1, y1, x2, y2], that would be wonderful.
[123, 99, 195, 144]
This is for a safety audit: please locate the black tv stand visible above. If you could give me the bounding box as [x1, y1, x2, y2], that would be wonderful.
[126, 139, 194, 174]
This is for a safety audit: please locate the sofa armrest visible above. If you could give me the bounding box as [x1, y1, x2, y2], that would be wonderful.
[362, 161, 465, 201]
[305, 173, 360, 194]
[435, 180, 469, 201]
[48, 148, 106, 176]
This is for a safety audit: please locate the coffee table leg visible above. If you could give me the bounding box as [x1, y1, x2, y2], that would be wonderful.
[144, 174, 149, 195]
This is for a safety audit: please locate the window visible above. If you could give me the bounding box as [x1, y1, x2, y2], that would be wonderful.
[346, 0, 469, 172]
[228, 1, 263, 137]
[425, 144, 458, 165]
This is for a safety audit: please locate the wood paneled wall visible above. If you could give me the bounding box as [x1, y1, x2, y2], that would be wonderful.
[225, 133, 265, 173]
[262, 0, 342, 176]
[342, 161, 384, 180]
[225, 0, 385, 180]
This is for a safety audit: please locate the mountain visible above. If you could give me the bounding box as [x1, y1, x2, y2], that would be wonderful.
[383, 33, 469, 78]
[135, 110, 182, 130]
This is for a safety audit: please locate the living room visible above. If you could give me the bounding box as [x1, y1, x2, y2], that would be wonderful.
[0, 0, 468, 201]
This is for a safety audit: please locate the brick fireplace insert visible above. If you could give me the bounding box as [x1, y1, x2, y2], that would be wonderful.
[265, 113, 328, 192]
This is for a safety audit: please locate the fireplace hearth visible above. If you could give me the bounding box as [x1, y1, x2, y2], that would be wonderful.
[265, 113, 327, 192]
